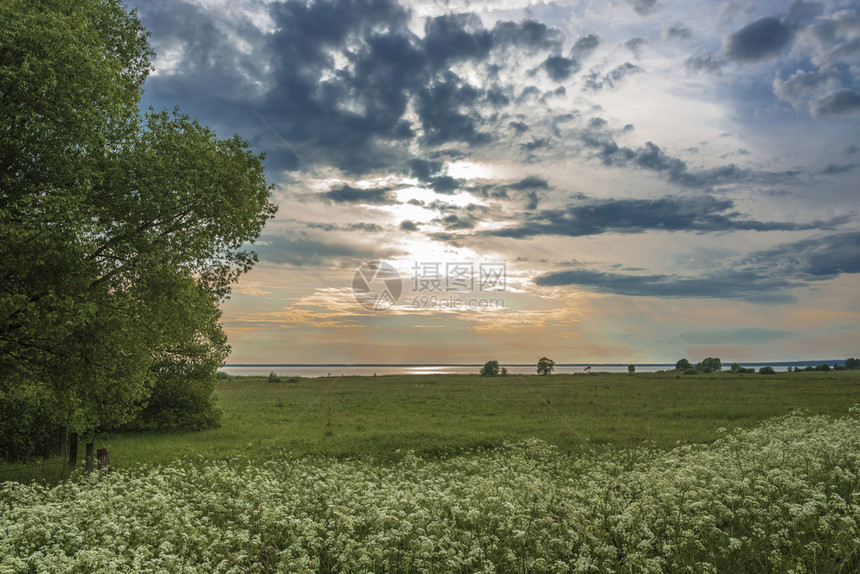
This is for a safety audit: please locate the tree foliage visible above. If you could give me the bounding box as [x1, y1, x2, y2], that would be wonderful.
[696, 357, 722, 373]
[480, 360, 502, 376]
[536, 357, 555, 376]
[675, 358, 692, 371]
[0, 0, 276, 454]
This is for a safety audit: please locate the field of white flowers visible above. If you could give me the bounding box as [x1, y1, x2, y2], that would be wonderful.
[2, 410, 859, 574]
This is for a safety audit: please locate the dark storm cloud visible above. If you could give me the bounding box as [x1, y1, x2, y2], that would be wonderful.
[257, 235, 403, 266]
[818, 162, 858, 175]
[741, 232, 860, 278]
[491, 20, 563, 51]
[542, 56, 580, 82]
[773, 70, 835, 107]
[509, 120, 530, 134]
[139, 0, 583, 175]
[521, 138, 549, 151]
[323, 185, 397, 204]
[485, 195, 834, 239]
[578, 136, 796, 190]
[251, 0, 420, 173]
[535, 268, 798, 301]
[507, 176, 550, 191]
[588, 117, 608, 130]
[415, 71, 489, 145]
[408, 158, 444, 181]
[463, 175, 549, 205]
[583, 62, 642, 91]
[626, 0, 659, 17]
[400, 220, 419, 231]
[517, 85, 542, 102]
[436, 213, 478, 230]
[429, 175, 462, 194]
[665, 24, 693, 41]
[571, 34, 602, 58]
[535, 231, 860, 300]
[811, 89, 860, 117]
[423, 13, 492, 67]
[137, 1, 271, 134]
[486, 85, 511, 107]
[624, 37, 648, 56]
[509, 176, 549, 208]
[724, 16, 795, 63]
[685, 50, 722, 74]
[583, 137, 692, 183]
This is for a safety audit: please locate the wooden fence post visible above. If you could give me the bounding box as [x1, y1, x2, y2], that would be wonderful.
[97, 448, 109, 476]
[69, 432, 78, 467]
[85, 442, 95, 472]
[59, 426, 68, 459]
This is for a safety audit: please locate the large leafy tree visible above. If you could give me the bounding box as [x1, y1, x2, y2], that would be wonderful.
[0, 0, 276, 448]
[536, 357, 555, 376]
[696, 357, 722, 373]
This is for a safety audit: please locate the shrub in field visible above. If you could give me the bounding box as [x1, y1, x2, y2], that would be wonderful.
[537, 357, 555, 376]
[124, 357, 223, 431]
[3, 410, 860, 573]
[696, 357, 722, 373]
[759, 366, 776, 374]
[480, 360, 501, 376]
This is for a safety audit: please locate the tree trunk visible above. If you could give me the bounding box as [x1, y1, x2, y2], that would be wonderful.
[85, 442, 95, 472]
[97, 448, 109, 475]
[58, 426, 68, 458]
[68, 432, 78, 467]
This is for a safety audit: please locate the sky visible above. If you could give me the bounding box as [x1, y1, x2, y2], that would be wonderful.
[131, 0, 860, 365]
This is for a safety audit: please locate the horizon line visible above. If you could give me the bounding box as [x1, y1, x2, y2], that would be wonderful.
[224, 360, 846, 368]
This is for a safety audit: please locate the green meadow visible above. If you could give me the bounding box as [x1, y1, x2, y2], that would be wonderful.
[4, 370, 860, 573]
[5, 369, 859, 482]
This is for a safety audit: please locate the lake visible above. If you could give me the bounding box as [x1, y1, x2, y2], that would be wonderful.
[218, 362, 817, 378]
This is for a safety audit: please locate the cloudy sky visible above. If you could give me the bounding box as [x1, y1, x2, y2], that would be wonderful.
[133, 0, 860, 365]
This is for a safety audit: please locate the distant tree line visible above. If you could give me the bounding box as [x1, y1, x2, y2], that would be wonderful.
[476, 356, 860, 381]
[673, 357, 860, 376]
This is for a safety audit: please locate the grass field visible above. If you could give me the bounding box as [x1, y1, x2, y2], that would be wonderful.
[4, 369, 858, 483]
[3, 370, 860, 573]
